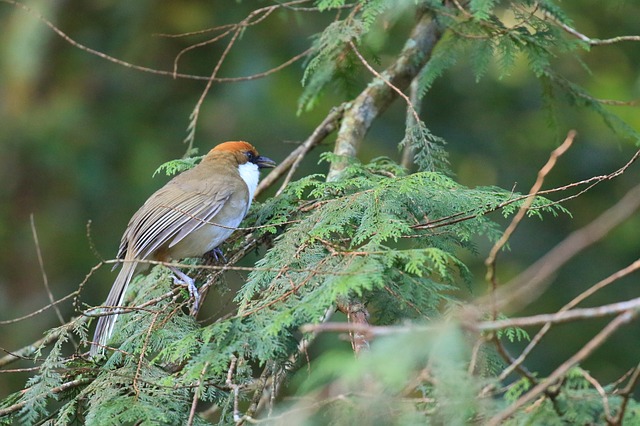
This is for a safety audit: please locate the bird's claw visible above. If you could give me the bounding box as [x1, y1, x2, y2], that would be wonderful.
[204, 247, 227, 264]
[169, 266, 201, 314]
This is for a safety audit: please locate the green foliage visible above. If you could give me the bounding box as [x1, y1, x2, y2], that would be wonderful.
[4, 0, 640, 425]
[469, 0, 499, 21]
[400, 120, 450, 173]
[542, 69, 640, 142]
[503, 367, 640, 425]
[299, 19, 365, 113]
[154, 151, 203, 177]
[281, 323, 484, 425]
[300, 0, 411, 113]
[0, 151, 567, 424]
[494, 314, 530, 342]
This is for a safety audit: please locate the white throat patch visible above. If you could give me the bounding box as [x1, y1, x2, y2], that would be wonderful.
[238, 162, 260, 204]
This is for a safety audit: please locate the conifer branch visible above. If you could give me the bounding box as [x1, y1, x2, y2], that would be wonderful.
[0, 377, 93, 417]
[0, 317, 85, 368]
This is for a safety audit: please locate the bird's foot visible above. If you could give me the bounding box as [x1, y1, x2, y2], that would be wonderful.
[204, 247, 227, 264]
[169, 266, 201, 314]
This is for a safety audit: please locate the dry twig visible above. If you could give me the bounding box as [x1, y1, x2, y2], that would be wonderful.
[487, 309, 637, 425]
[485, 130, 575, 317]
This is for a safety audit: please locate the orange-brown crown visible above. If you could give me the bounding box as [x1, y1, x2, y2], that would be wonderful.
[211, 141, 257, 154]
[204, 140, 275, 169]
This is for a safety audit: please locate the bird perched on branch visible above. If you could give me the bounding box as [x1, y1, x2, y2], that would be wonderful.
[90, 141, 276, 356]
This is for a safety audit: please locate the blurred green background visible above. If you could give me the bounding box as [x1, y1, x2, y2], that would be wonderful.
[1, 0, 639, 394]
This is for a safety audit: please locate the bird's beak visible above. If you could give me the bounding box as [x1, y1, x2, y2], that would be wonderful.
[255, 155, 276, 169]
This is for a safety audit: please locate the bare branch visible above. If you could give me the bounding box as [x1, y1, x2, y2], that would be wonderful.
[612, 362, 640, 425]
[485, 131, 575, 317]
[577, 367, 612, 422]
[336, 299, 371, 356]
[0, 291, 78, 325]
[412, 148, 640, 233]
[300, 321, 423, 336]
[549, 12, 640, 46]
[255, 104, 346, 198]
[1, 0, 312, 84]
[478, 296, 640, 331]
[487, 180, 640, 312]
[28, 216, 67, 334]
[495, 258, 640, 383]
[487, 309, 638, 425]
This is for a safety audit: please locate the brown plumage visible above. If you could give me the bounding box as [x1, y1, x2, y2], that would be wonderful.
[90, 141, 275, 356]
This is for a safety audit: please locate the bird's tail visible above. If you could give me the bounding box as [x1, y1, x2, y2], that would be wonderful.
[90, 260, 138, 357]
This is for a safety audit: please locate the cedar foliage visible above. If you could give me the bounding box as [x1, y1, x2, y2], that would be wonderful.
[2, 1, 639, 424]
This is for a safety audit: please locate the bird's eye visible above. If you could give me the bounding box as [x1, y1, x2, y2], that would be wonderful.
[245, 151, 256, 162]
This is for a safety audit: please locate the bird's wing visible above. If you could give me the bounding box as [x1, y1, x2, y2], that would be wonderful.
[121, 181, 236, 260]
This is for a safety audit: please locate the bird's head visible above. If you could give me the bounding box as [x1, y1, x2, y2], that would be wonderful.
[209, 141, 276, 169]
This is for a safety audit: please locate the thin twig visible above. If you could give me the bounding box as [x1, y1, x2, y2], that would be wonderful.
[0, 317, 87, 368]
[349, 40, 422, 126]
[184, 27, 242, 152]
[173, 28, 235, 77]
[487, 179, 640, 312]
[577, 367, 612, 422]
[0, 291, 79, 325]
[412, 148, 640, 232]
[611, 362, 640, 425]
[0, 0, 312, 84]
[327, 9, 444, 181]
[487, 309, 637, 426]
[29, 214, 66, 326]
[188, 361, 210, 426]
[549, 11, 640, 46]
[491, 335, 539, 386]
[478, 296, 640, 331]
[301, 321, 420, 336]
[485, 131, 575, 318]
[493, 259, 640, 385]
[271, 105, 346, 197]
[0, 377, 92, 416]
[133, 311, 161, 396]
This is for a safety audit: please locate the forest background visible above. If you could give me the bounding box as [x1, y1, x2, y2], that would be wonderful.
[1, 0, 640, 424]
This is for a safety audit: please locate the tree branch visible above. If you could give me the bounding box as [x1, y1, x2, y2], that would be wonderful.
[336, 299, 371, 356]
[477, 295, 640, 331]
[484, 131, 575, 317]
[255, 104, 345, 197]
[487, 309, 638, 425]
[486, 180, 640, 312]
[326, 9, 445, 181]
[0, 377, 92, 416]
[493, 258, 640, 385]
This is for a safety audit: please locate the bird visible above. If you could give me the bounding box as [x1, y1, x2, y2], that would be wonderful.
[90, 141, 276, 356]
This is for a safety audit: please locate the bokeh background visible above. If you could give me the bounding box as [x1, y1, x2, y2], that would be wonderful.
[1, 0, 639, 394]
